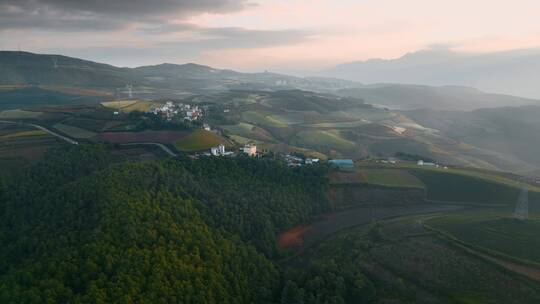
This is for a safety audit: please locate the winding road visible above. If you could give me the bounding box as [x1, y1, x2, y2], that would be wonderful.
[0, 120, 79, 145]
[0, 120, 178, 157]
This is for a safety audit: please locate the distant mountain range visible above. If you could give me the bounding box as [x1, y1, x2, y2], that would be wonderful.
[337, 84, 537, 111]
[0, 51, 354, 93]
[321, 48, 540, 99]
[1, 51, 538, 111]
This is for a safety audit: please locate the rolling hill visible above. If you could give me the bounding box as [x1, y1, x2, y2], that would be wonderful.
[337, 84, 538, 111]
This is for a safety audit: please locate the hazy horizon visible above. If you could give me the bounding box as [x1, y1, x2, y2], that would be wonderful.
[1, 0, 540, 71]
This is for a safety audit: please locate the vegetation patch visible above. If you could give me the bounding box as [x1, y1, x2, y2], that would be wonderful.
[293, 130, 356, 151]
[242, 111, 287, 128]
[411, 169, 523, 205]
[0, 130, 47, 139]
[121, 101, 160, 113]
[101, 100, 138, 109]
[0, 109, 42, 119]
[53, 123, 97, 139]
[175, 129, 226, 152]
[360, 168, 425, 188]
[429, 214, 540, 265]
[96, 130, 189, 144]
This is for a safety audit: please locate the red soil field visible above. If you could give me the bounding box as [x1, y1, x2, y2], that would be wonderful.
[96, 130, 190, 144]
[278, 225, 310, 250]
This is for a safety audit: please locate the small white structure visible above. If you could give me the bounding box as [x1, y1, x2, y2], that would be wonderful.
[203, 123, 211, 131]
[417, 160, 436, 166]
[211, 144, 226, 156]
[243, 144, 257, 156]
[113, 111, 120, 115]
[305, 158, 320, 165]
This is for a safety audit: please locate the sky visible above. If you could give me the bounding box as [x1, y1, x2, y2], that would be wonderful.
[1, 0, 540, 72]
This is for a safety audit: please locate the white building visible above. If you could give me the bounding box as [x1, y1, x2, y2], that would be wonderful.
[243, 144, 257, 156]
[211, 144, 226, 156]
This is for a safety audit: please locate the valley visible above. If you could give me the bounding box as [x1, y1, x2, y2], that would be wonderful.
[1, 51, 540, 303]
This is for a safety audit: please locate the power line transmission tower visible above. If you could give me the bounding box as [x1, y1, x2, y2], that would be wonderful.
[52, 56, 58, 69]
[514, 186, 529, 220]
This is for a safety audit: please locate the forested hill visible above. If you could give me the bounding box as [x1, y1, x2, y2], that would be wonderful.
[0, 145, 331, 303]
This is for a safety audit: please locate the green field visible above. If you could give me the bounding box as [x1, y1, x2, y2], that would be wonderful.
[175, 129, 226, 152]
[122, 101, 160, 113]
[222, 122, 274, 142]
[360, 168, 425, 188]
[101, 100, 138, 109]
[53, 123, 97, 139]
[411, 169, 524, 205]
[293, 130, 356, 151]
[377, 161, 540, 192]
[223, 122, 255, 136]
[0, 109, 42, 119]
[0, 130, 47, 139]
[428, 214, 540, 265]
[309, 120, 368, 128]
[242, 111, 287, 128]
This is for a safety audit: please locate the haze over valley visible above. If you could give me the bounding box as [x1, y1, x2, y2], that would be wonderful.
[1, 1, 540, 303]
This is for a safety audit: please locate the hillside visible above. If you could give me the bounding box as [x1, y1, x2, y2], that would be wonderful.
[338, 84, 538, 111]
[322, 48, 540, 99]
[0, 51, 355, 94]
[0, 145, 330, 302]
[405, 105, 540, 170]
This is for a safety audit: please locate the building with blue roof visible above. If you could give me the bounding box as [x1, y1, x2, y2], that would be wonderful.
[328, 159, 354, 169]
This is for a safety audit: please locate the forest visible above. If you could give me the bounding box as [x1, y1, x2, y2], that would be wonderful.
[0, 145, 368, 303]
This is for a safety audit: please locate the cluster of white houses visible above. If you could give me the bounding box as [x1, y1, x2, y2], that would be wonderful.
[150, 102, 204, 121]
[209, 144, 257, 157]
[417, 160, 448, 169]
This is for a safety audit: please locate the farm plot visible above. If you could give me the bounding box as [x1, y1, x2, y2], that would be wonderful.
[101, 100, 138, 109]
[292, 130, 356, 151]
[222, 122, 274, 142]
[242, 111, 287, 128]
[1, 130, 47, 139]
[428, 214, 540, 265]
[285, 214, 540, 303]
[279, 204, 464, 251]
[360, 168, 425, 188]
[53, 123, 97, 139]
[0, 109, 42, 119]
[96, 130, 189, 144]
[411, 169, 524, 205]
[101, 100, 160, 113]
[175, 130, 226, 152]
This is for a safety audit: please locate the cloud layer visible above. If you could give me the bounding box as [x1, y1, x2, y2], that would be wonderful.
[1, 0, 540, 70]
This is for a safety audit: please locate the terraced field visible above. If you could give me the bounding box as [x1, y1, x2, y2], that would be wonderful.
[360, 168, 425, 188]
[0, 109, 42, 119]
[175, 129, 226, 152]
[101, 100, 138, 109]
[0, 130, 47, 139]
[53, 123, 97, 139]
[285, 213, 540, 303]
[242, 111, 287, 128]
[428, 214, 540, 265]
[292, 130, 356, 151]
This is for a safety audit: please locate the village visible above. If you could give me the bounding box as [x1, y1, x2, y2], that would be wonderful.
[149, 101, 205, 122]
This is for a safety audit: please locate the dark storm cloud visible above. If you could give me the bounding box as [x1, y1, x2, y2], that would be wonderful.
[0, 0, 250, 31]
